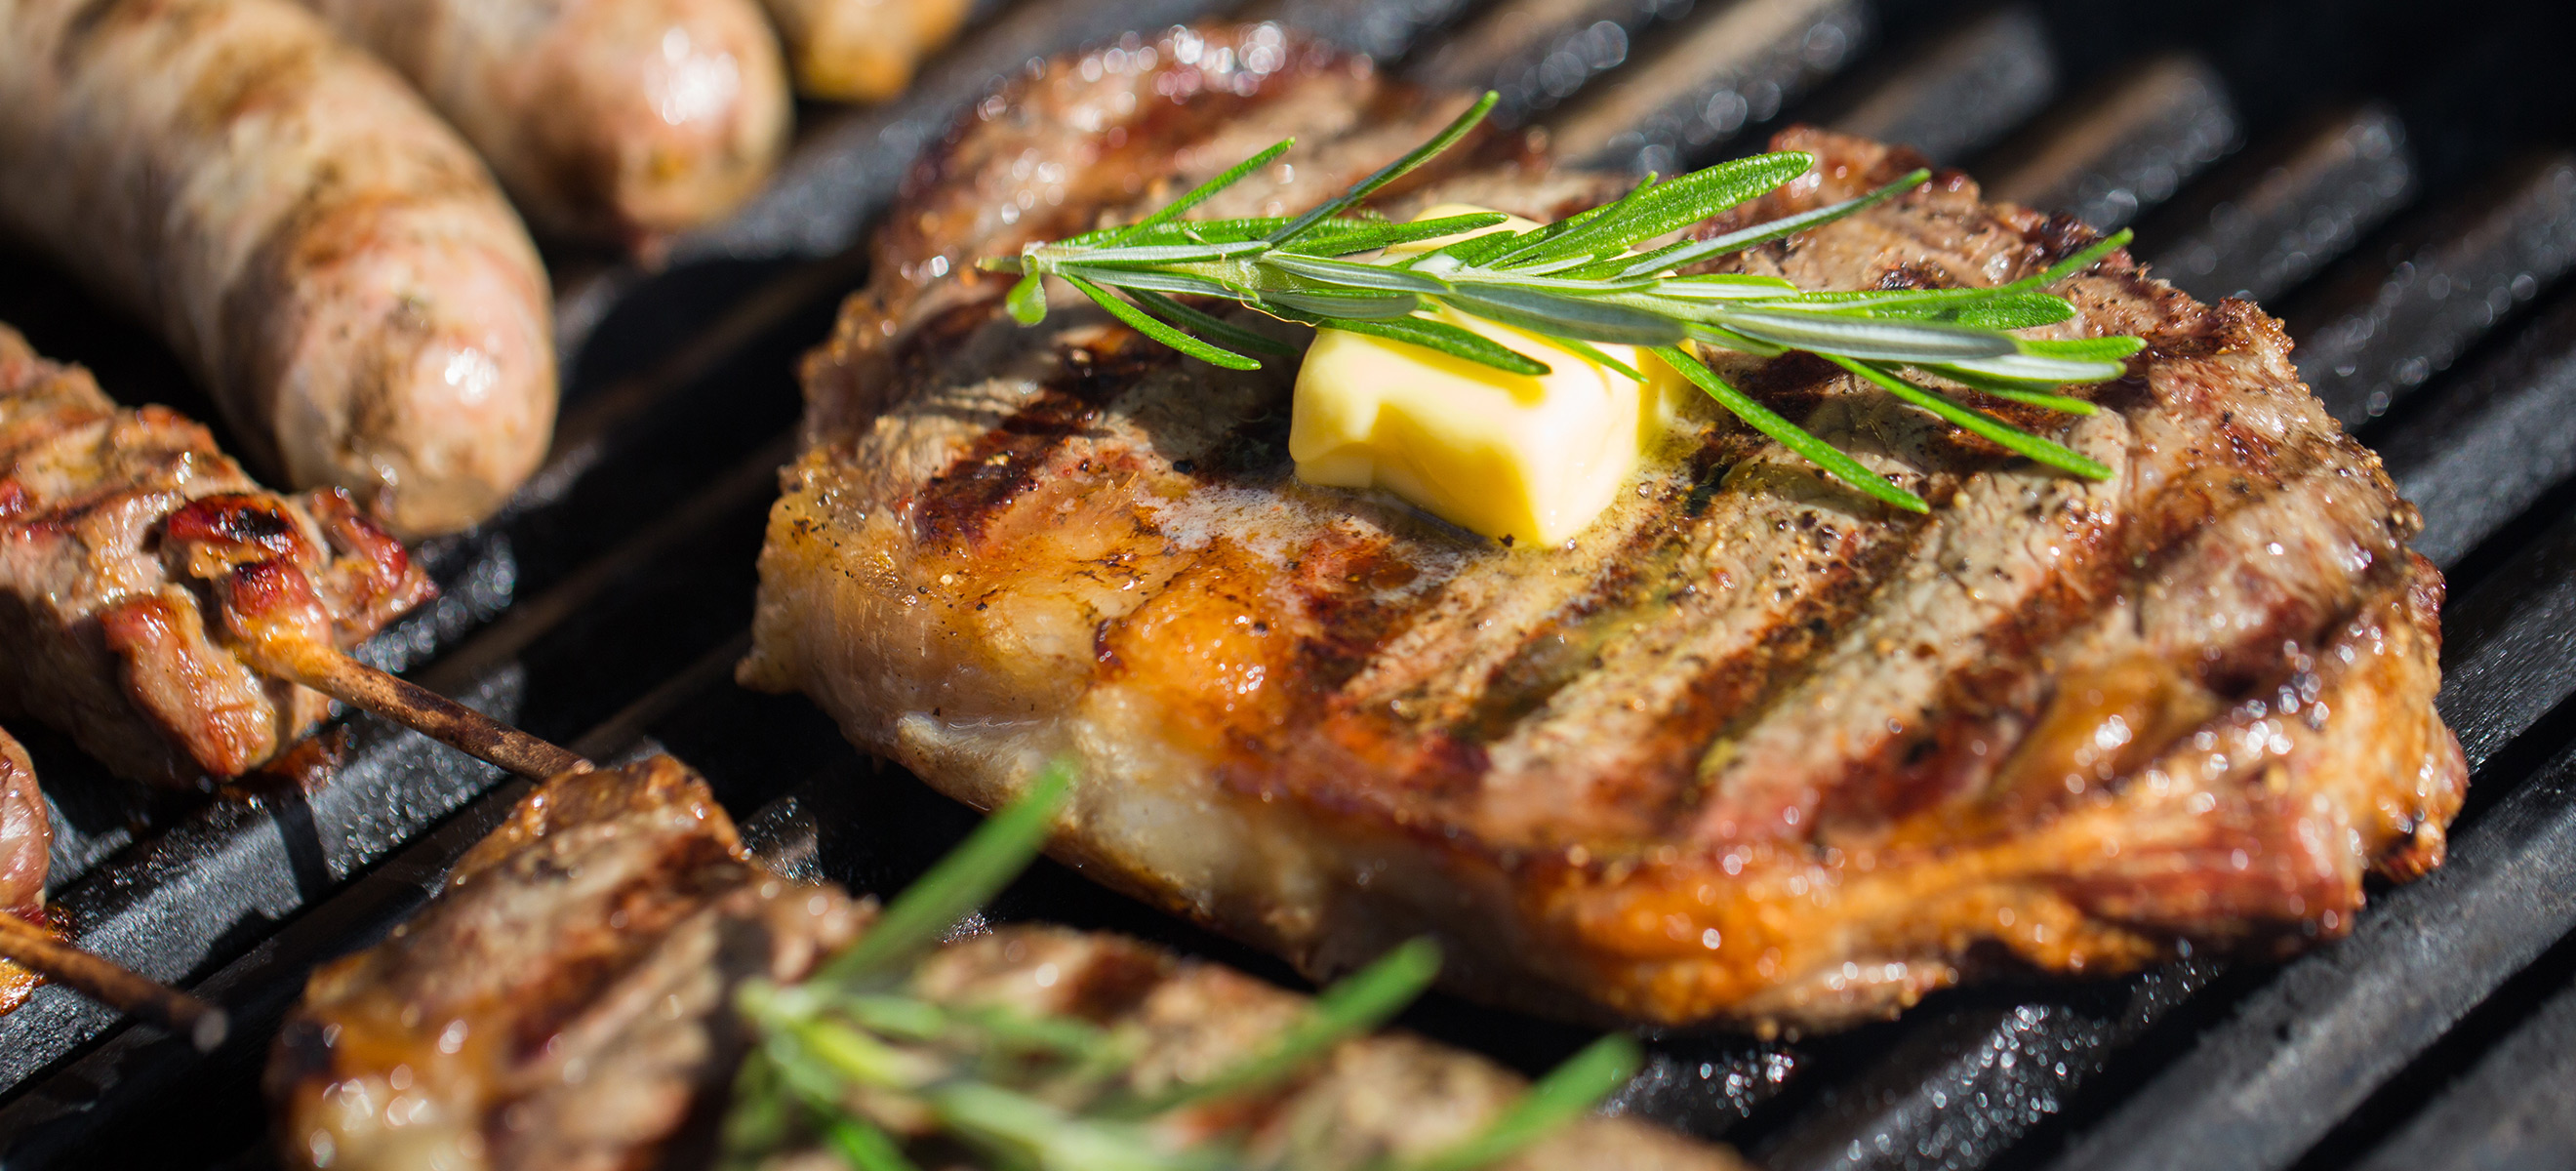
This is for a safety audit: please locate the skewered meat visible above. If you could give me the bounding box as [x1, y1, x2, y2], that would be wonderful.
[303, 0, 791, 243]
[0, 0, 556, 539]
[0, 726, 44, 1014]
[740, 24, 2467, 1031]
[268, 754, 1744, 1171]
[756, 0, 968, 102]
[0, 324, 433, 787]
[0, 726, 46, 920]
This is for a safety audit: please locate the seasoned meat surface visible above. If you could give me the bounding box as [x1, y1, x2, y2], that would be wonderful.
[269, 754, 1743, 1171]
[0, 325, 431, 787]
[0, 726, 46, 918]
[741, 25, 2466, 1030]
[270, 756, 864, 1171]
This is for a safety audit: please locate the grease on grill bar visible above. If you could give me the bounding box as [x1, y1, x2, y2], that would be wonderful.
[2290, 154, 2576, 427]
[2143, 104, 2415, 304]
[1822, 4, 2055, 165]
[1541, 0, 1869, 170]
[2378, 294, 2576, 568]
[1983, 53, 2239, 231]
[1408, 0, 1688, 120]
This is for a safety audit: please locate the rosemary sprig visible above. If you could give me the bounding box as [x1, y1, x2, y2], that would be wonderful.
[980, 94, 2145, 514]
[723, 761, 1640, 1171]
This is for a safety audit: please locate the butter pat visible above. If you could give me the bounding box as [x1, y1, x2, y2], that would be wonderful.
[1289, 205, 1691, 546]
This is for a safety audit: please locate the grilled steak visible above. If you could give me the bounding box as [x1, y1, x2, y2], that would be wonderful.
[268, 755, 1745, 1171]
[740, 24, 2466, 1030]
[0, 324, 432, 787]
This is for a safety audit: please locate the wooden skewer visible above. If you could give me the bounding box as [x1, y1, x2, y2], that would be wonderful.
[0, 911, 227, 1051]
[251, 643, 591, 781]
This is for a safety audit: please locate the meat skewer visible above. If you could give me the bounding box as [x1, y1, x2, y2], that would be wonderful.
[0, 0, 558, 540]
[0, 325, 435, 787]
[0, 322, 585, 789]
[0, 725, 228, 1050]
[301, 0, 792, 244]
[245, 644, 589, 782]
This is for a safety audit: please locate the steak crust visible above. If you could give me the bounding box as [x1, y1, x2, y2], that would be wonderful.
[268, 755, 1745, 1171]
[742, 24, 2467, 1030]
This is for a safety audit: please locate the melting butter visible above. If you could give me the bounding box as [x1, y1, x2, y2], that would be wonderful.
[1288, 205, 1691, 547]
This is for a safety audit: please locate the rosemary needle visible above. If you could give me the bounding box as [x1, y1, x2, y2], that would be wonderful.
[979, 93, 2147, 508]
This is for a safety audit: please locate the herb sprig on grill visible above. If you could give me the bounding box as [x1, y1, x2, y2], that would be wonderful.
[722, 760, 1641, 1171]
[978, 92, 2143, 514]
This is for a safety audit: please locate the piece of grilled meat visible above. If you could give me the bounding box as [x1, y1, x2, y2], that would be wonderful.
[741, 24, 2467, 1032]
[0, 324, 433, 787]
[0, 726, 45, 922]
[0, 725, 45, 1013]
[269, 755, 1742, 1171]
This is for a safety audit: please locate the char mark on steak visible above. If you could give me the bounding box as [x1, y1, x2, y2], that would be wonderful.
[741, 24, 2465, 1031]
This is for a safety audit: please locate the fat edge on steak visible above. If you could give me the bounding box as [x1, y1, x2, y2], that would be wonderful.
[742, 24, 2468, 1031]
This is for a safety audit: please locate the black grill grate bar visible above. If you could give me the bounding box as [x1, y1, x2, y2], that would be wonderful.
[2346, 950, 2576, 1171]
[2140, 104, 2414, 306]
[2374, 291, 2576, 569]
[1405, 0, 1694, 122]
[1976, 52, 2239, 232]
[1818, 5, 2056, 166]
[2287, 155, 2576, 428]
[1539, 0, 1872, 171]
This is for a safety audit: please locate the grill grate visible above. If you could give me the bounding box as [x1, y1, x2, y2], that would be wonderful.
[0, 0, 2571, 1166]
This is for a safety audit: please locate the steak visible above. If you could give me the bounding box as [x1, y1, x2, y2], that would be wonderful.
[268, 754, 1746, 1171]
[741, 23, 2467, 1031]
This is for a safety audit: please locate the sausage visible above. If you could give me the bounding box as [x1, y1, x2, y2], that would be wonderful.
[0, 0, 557, 539]
[303, 0, 791, 242]
[0, 323, 433, 787]
[0, 727, 47, 920]
[757, 0, 969, 102]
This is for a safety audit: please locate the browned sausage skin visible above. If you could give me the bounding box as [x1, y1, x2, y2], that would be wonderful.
[758, 0, 969, 102]
[0, 0, 556, 539]
[305, 0, 791, 242]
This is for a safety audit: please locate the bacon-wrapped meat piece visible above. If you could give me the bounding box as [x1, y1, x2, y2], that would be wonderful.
[0, 324, 433, 787]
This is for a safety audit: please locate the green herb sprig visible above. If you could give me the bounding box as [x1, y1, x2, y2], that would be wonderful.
[722, 760, 1642, 1171]
[978, 92, 2143, 514]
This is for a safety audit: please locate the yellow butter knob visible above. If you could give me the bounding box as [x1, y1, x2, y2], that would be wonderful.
[1289, 205, 1690, 547]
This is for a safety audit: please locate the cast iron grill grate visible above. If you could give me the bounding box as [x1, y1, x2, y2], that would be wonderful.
[0, 0, 2569, 1166]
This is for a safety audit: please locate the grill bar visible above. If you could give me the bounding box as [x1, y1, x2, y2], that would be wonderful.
[1541, 0, 1871, 170]
[2142, 105, 2414, 306]
[1980, 53, 2238, 232]
[1820, 5, 2054, 165]
[2289, 155, 2576, 428]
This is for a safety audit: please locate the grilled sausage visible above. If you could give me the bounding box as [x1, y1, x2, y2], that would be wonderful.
[757, 0, 969, 102]
[0, 324, 432, 787]
[0, 727, 46, 921]
[0, 0, 556, 539]
[304, 0, 791, 243]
